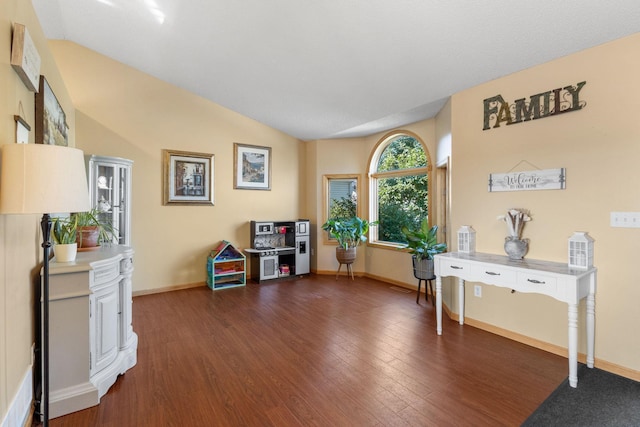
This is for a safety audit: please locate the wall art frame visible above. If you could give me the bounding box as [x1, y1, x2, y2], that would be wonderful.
[233, 143, 271, 190]
[35, 75, 68, 146]
[163, 149, 214, 205]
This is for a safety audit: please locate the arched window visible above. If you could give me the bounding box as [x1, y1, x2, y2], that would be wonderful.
[368, 131, 431, 246]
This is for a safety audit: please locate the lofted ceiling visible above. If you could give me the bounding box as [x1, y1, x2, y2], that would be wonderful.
[33, 1, 640, 140]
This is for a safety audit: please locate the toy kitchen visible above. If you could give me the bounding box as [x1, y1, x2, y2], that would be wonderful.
[244, 220, 310, 283]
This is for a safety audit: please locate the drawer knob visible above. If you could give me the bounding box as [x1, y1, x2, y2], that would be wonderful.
[485, 271, 500, 276]
[527, 278, 546, 284]
[451, 265, 463, 270]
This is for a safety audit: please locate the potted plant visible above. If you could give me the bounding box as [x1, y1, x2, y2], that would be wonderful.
[400, 220, 447, 279]
[322, 216, 377, 265]
[72, 208, 117, 248]
[51, 215, 79, 262]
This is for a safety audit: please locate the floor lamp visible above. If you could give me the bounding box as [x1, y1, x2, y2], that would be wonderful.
[0, 143, 90, 426]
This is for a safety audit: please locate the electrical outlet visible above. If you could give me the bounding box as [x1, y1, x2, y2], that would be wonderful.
[611, 212, 640, 228]
[474, 285, 482, 297]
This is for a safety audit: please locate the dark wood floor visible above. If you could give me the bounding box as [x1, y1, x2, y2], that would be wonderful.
[47, 274, 568, 426]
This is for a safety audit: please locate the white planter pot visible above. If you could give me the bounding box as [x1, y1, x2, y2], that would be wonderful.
[53, 243, 78, 262]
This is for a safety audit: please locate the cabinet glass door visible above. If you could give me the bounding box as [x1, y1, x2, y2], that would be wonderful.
[88, 155, 133, 246]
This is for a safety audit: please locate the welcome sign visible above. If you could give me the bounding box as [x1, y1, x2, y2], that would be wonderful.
[488, 168, 566, 192]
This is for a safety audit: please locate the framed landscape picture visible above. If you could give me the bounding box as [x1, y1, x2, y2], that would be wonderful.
[234, 143, 271, 190]
[163, 149, 214, 205]
[35, 75, 68, 146]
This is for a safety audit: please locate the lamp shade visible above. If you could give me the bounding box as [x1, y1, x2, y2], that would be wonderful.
[0, 144, 90, 214]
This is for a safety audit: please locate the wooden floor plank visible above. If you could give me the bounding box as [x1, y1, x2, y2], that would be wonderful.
[44, 274, 567, 426]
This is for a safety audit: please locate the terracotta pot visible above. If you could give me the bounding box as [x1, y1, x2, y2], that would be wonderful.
[77, 226, 100, 248]
[336, 247, 357, 264]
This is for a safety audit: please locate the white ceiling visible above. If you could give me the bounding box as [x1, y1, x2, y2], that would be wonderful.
[33, 0, 640, 140]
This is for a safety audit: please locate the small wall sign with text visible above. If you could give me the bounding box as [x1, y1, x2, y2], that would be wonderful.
[10, 23, 41, 92]
[489, 168, 566, 192]
[483, 82, 586, 130]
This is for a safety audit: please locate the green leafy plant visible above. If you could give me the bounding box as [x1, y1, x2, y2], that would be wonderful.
[72, 208, 117, 245]
[322, 216, 377, 250]
[51, 216, 78, 245]
[400, 220, 447, 260]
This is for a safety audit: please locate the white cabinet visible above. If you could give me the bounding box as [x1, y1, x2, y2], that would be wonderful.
[86, 155, 133, 246]
[46, 246, 137, 418]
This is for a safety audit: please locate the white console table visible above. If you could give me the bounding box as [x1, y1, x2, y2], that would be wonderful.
[434, 252, 596, 388]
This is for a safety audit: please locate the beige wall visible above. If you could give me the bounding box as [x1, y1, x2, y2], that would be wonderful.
[310, 137, 366, 275]
[1, 1, 77, 423]
[449, 33, 640, 373]
[50, 42, 304, 292]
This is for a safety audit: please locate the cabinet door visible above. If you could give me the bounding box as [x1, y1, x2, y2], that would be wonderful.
[90, 281, 120, 375]
[114, 164, 132, 245]
[295, 236, 310, 275]
[87, 156, 133, 246]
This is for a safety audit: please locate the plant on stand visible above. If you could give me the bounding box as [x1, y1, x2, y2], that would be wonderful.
[400, 219, 447, 279]
[322, 216, 377, 278]
[498, 208, 532, 260]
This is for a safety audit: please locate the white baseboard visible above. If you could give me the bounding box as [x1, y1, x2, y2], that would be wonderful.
[49, 382, 99, 419]
[1, 366, 32, 427]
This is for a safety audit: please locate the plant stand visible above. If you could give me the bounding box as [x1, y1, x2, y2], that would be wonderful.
[336, 262, 354, 280]
[416, 277, 434, 305]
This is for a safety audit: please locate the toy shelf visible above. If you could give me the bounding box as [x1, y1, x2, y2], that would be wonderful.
[207, 240, 246, 290]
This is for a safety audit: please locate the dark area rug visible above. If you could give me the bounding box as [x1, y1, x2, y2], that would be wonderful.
[522, 364, 640, 427]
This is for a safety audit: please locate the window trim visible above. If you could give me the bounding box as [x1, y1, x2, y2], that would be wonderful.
[367, 130, 433, 248]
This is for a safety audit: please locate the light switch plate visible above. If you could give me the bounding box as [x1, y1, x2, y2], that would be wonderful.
[610, 212, 640, 228]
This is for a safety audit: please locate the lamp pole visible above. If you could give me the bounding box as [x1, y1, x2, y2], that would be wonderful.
[40, 214, 52, 427]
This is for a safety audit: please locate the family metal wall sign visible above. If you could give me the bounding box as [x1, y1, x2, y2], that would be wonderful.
[483, 81, 586, 130]
[489, 168, 566, 192]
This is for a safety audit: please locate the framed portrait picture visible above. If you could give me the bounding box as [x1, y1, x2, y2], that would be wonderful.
[163, 149, 214, 205]
[234, 143, 271, 190]
[35, 75, 68, 146]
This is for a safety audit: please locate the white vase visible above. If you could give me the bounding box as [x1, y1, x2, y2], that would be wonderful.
[53, 243, 78, 262]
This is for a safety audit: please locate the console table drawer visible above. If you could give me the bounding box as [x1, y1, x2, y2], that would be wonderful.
[471, 265, 517, 286]
[438, 259, 470, 276]
[516, 272, 558, 296]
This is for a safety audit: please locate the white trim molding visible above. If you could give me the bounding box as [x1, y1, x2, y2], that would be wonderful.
[1, 366, 32, 427]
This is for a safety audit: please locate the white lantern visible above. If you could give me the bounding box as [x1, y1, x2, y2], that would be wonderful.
[457, 225, 476, 253]
[568, 231, 594, 269]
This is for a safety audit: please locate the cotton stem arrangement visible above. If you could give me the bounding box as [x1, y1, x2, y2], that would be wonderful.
[497, 208, 531, 239]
